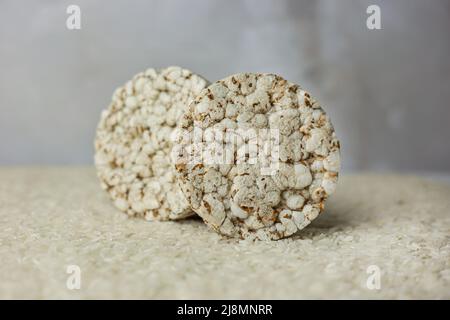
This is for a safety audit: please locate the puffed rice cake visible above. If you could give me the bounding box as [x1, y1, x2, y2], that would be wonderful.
[174, 73, 340, 240]
[95, 66, 209, 220]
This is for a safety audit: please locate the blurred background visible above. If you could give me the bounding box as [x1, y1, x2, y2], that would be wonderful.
[0, 0, 449, 173]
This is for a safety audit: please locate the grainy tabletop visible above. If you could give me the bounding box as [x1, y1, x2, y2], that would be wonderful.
[0, 167, 449, 299]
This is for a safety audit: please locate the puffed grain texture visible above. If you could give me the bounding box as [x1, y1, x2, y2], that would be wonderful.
[174, 73, 340, 239]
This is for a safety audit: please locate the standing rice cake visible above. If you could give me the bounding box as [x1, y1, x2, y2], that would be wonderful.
[95, 66, 209, 220]
[174, 73, 340, 239]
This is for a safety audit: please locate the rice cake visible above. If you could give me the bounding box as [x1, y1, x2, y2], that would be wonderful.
[95, 66, 209, 220]
[174, 73, 340, 239]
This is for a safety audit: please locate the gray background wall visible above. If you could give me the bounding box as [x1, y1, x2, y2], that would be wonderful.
[1, 0, 449, 172]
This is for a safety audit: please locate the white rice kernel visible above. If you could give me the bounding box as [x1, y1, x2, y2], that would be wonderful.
[286, 194, 305, 210]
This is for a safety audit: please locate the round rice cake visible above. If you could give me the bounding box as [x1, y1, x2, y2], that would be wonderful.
[174, 73, 340, 240]
[95, 66, 209, 221]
